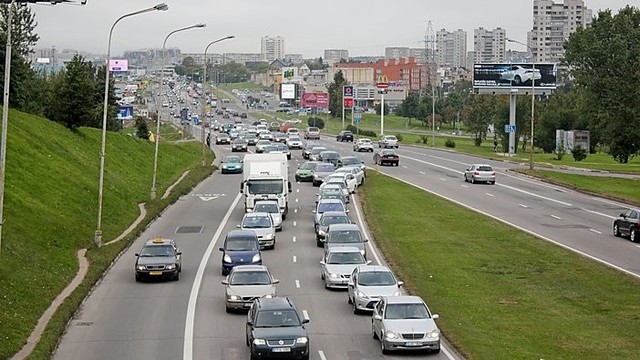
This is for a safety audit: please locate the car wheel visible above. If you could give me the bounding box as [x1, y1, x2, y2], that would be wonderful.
[380, 338, 388, 354]
[353, 300, 360, 314]
[173, 272, 179, 281]
[347, 295, 352, 304]
[225, 305, 232, 313]
[372, 323, 379, 339]
[316, 239, 323, 247]
[433, 347, 441, 354]
[295, 176, 300, 182]
[463, 174, 468, 182]
[490, 181, 496, 185]
[471, 177, 475, 184]
[135, 274, 141, 282]
[513, 75, 522, 85]
[631, 227, 637, 242]
[613, 223, 620, 237]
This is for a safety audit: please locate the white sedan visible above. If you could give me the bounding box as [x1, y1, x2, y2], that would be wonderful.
[499, 65, 541, 85]
[333, 166, 365, 186]
[321, 173, 357, 194]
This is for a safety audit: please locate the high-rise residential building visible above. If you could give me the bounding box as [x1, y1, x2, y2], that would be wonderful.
[473, 27, 506, 64]
[385, 47, 410, 60]
[323, 49, 349, 65]
[436, 29, 467, 68]
[530, 0, 592, 63]
[261, 36, 285, 62]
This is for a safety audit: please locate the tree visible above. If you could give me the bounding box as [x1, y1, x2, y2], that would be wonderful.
[327, 70, 347, 120]
[396, 91, 420, 119]
[564, 6, 640, 163]
[47, 55, 97, 129]
[135, 116, 150, 139]
[466, 95, 495, 146]
[535, 89, 584, 152]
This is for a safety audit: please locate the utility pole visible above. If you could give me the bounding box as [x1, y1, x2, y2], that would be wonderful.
[425, 20, 436, 147]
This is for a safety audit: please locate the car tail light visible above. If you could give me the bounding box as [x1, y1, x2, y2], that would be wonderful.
[492, 172, 496, 176]
[474, 172, 480, 176]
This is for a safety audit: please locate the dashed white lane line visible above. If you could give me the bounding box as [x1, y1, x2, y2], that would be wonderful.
[293, 255, 297, 263]
[485, 193, 494, 197]
[519, 204, 529, 208]
[295, 198, 299, 203]
[295, 280, 301, 288]
[419, 171, 426, 175]
[589, 228, 602, 235]
[461, 184, 469, 188]
[402, 165, 408, 169]
[551, 215, 562, 220]
[294, 208, 298, 214]
[302, 310, 309, 321]
[292, 236, 297, 243]
[439, 178, 447, 182]
[293, 221, 297, 227]
[318, 350, 327, 360]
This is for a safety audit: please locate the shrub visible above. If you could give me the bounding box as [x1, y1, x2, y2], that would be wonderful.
[346, 125, 376, 138]
[417, 135, 428, 145]
[445, 138, 456, 148]
[571, 145, 587, 162]
[555, 142, 565, 160]
[134, 116, 150, 139]
[394, 134, 404, 142]
[307, 117, 325, 129]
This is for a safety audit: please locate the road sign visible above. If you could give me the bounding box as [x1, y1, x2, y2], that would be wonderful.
[354, 112, 362, 123]
[343, 85, 353, 97]
[504, 124, 516, 133]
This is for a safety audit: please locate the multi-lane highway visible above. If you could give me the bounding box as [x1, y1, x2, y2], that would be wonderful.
[53, 89, 637, 360]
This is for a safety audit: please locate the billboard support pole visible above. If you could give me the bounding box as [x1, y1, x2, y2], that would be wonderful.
[509, 92, 517, 156]
[380, 91, 385, 136]
[341, 88, 345, 129]
[529, 63, 535, 170]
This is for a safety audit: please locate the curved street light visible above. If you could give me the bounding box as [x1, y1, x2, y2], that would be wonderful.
[150, 23, 206, 200]
[95, 3, 168, 248]
[201, 35, 235, 166]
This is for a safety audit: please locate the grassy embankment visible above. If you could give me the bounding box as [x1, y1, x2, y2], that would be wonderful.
[360, 171, 640, 360]
[0, 109, 215, 359]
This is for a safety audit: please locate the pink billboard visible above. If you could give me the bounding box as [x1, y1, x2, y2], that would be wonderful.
[301, 92, 329, 108]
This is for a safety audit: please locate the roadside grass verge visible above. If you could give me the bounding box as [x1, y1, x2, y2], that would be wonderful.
[0, 109, 215, 359]
[360, 171, 640, 360]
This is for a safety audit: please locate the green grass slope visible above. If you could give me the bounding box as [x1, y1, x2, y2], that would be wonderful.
[0, 109, 214, 359]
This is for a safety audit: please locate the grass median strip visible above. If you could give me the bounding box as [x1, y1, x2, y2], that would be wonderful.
[360, 171, 640, 360]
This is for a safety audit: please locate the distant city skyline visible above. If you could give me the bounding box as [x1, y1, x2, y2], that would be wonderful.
[28, 0, 633, 58]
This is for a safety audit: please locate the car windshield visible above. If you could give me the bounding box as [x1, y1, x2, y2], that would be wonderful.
[341, 158, 360, 166]
[358, 271, 396, 286]
[299, 162, 316, 170]
[246, 179, 283, 195]
[315, 164, 335, 172]
[384, 303, 430, 320]
[254, 203, 279, 213]
[317, 203, 345, 213]
[327, 252, 365, 264]
[226, 239, 258, 251]
[255, 309, 301, 327]
[223, 156, 241, 163]
[274, 144, 288, 151]
[229, 271, 272, 285]
[359, 139, 372, 144]
[311, 147, 327, 155]
[328, 230, 362, 243]
[139, 245, 175, 257]
[242, 216, 272, 229]
[321, 215, 350, 225]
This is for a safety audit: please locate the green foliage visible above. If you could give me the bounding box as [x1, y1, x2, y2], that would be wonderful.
[134, 116, 150, 139]
[374, 102, 389, 115]
[444, 138, 456, 148]
[466, 94, 495, 146]
[0, 4, 39, 57]
[572, 145, 588, 162]
[536, 89, 586, 152]
[307, 117, 324, 129]
[346, 124, 376, 138]
[418, 135, 429, 145]
[555, 141, 566, 160]
[328, 70, 347, 119]
[394, 133, 403, 142]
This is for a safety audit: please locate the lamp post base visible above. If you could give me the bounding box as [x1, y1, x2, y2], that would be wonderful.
[150, 187, 157, 200]
[94, 230, 102, 248]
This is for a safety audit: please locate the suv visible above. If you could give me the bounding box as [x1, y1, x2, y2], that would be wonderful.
[304, 127, 320, 140]
[135, 238, 182, 282]
[245, 297, 310, 360]
[219, 230, 262, 275]
[336, 130, 354, 142]
[378, 135, 399, 148]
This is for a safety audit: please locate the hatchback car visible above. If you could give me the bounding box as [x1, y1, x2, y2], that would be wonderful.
[221, 155, 243, 174]
[309, 146, 328, 162]
[215, 133, 231, 145]
[304, 127, 320, 140]
[286, 136, 304, 150]
[311, 162, 336, 186]
[315, 211, 352, 246]
[295, 161, 318, 182]
[372, 295, 441, 354]
[239, 212, 276, 250]
[255, 140, 272, 153]
[222, 265, 279, 312]
[334, 166, 365, 186]
[320, 246, 369, 289]
[337, 130, 354, 142]
[324, 223, 368, 258]
[219, 230, 262, 276]
[232, 138, 249, 152]
[373, 150, 399, 166]
[245, 297, 310, 360]
[313, 198, 348, 228]
[347, 265, 402, 314]
[254, 200, 283, 231]
[613, 208, 640, 242]
[464, 164, 496, 184]
[319, 151, 341, 166]
[353, 138, 374, 152]
[134, 238, 182, 282]
[378, 135, 399, 148]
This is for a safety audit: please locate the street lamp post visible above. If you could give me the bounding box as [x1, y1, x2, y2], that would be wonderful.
[95, 2, 168, 248]
[201, 36, 235, 166]
[507, 38, 536, 170]
[150, 23, 206, 200]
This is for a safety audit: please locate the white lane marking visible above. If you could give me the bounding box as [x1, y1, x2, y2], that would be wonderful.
[519, 204, 528, 208]
[485, 193, 494, 197]
[302, 310, 309, 321]
[296, 188, 300, 193]
[550, 215, 562, 220]
[184, 193, 242, 360]
[352, 195, 383, 266]
[637, 245, 640, 249]
[295, 280, 301, 288]
[293, 221, 297, 227]
[295, 198, 299, 203]
[380, 173, 640, 280]
[419, 171, 426, 175]
[589, 228, 602, 235]
[439, 178, 446, 182]
[402, 165, 408, 169]
[461, 184, 469, 188]
[294, 208, 298, 213]
[292, 236, 296, 243]
[293, 255, 297, 263]
[318, 350, 327, 360]
[582, 208, 617, 220]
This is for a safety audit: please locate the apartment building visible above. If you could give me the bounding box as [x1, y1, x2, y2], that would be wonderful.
[261, 35, 285, 62]
[436, 29, 467, 68]
[323, 49, 349, 66]
[473, 27, 506, 64]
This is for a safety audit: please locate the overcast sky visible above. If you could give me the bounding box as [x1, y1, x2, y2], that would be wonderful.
[30, 0, 633, 58]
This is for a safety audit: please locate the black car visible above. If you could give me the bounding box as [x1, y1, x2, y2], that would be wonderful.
[336, 130, 354, 142]
[134, 238, 182, 282]
[613, 208, 640, 242]
[246, 297, 310, 360]
[373, 149, 399, 166]
[232, 138, 249, 152]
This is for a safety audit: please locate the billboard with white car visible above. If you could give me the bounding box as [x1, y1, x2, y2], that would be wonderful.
[473, 63, 557, 89]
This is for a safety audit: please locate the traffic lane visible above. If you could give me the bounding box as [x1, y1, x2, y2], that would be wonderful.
[53, 170, 241, 360]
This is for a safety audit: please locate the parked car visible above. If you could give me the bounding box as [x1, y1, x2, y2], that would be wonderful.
[378, 135, 399, 148]
[220, 155, 243, 174]
[295, 161, 318, 182]
[373, 150, 399, 166]
[613, 208, 640, 242]
[134, 238, 182, 282]
[239, 212, 276, 250]
[336, 130, 354, 142]
[463, 164, 496, 184]
[222, 265, 278, 312]
[353, 138, 374, 152]
[315, 211, 352, 246]
[324, 223, 368, 258]
[320, 246, 368, 288]
[304, 127, 320, 140]
[372, 295, 441, 354]
[254, 200, 283, 231]
[219, 230, 262, 276]
[347, 265, 402, 314]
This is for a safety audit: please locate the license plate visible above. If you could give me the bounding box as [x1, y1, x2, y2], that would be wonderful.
[405, 341, 422, 346]
[149, 271, 163, 276]
[272, 347, 291, 352]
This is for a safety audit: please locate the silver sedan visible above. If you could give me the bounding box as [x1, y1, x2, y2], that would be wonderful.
[464, 164, 496, 184]
[221, 265, 279, 312]
[319, 246, 369, 289]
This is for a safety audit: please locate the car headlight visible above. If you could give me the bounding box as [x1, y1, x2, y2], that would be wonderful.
[426, 329, 440, 339]
[136, 265, 145, 271]
[265, 233, 275, 240]
[313, 174, 319, 179]
[385, 330, 401, 340]
[252, 254, 261, 263]
[329, 273, 339, 279]
[356, 291, 367, 299]
[253, 339, 266, 346]
[228, 295, 240, 301]
[165, 264, 176, 270]
[263, 294, 274, 298]
[318, 229, 326, 236]
[296, 337, 308, 344]
[392, 291, 400, 296]
[223, 255, 232, 263]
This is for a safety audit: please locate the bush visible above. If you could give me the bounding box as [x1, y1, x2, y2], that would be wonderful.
[445, 138, 456, 148]
[416, 135, 428, 145]
[307, 117, 325, 129]
[346, 125, 377, 138]
[555, 142, 566, 160]
[571, 145, 587, 162]
[395, 134, 404, 142]
[134, 116, 150, 139]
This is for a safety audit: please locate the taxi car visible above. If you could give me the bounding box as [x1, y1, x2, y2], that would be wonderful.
[134, 238, 182, 282]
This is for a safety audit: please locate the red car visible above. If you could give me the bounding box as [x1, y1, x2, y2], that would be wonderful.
[373, 150, 399, 166]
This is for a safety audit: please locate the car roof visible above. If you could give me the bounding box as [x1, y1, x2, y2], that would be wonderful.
[383, 295, 425, 305]
[328, 223, 360, 231]
[230, 265, 268, 273]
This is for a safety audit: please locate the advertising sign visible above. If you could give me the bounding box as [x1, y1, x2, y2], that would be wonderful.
[473, 63, 557, 89]
[117, 105, 134, 120]
[282, 67, 298, 80]
[343, 85, 353, 97]
[344, 98, 353, 107]
[301, 92, 329, 108]
[281, 83, 296, 100]
[109, 59, 128, 72]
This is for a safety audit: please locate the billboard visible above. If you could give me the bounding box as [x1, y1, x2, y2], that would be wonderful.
[281, 83, 296, 100]
[109, 59, 128, 72]
[473, 63, 557, 89]
[301, 92, 329, 108]
[282, 67, 298, 80]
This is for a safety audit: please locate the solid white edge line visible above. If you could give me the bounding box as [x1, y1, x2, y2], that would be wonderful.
[318, 350, 327, 360]
[589, 228, 602, 234]
[184, 192, 242, 360]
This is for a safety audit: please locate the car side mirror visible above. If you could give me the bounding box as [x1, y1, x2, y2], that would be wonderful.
[312, 210, 316, 213]
[273, 279, 280, 284]
[347, 281, 354, 287]
[398, 281, 404, 287]
[620, 213, 625, 217]
[345, 210, 350, 213]
[432, 314, 440, 320]
[176, 252, 182, 256]
[302, 318, 310, 324]
[319, 260, 325, 265]
[219, 247, 224, 251]
[366, 260, 372, 265]
[236, 224, 241, 228]
[364, 238, 368, 242]
[373, 314, 383, 320]
[247, 320, 253, 326]
[221, 279, 229, 285]
[135, 253, 139, 257]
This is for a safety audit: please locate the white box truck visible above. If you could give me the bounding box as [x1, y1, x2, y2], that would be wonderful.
[241, 153, 292, 218]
